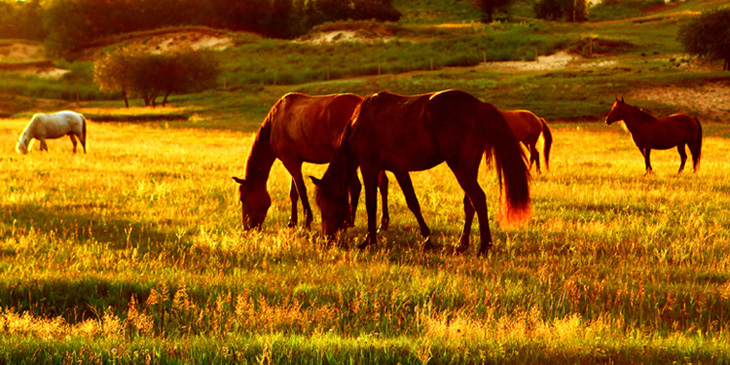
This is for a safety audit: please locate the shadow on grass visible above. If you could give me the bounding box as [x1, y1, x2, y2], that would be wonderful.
[1, 202, 184, 253]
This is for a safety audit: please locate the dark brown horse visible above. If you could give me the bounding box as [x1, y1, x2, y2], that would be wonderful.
[232, 92, 389, 230]
[605, 98, 702, 174]
[311, 89, 531, 256]
[501, 110, 553, 173]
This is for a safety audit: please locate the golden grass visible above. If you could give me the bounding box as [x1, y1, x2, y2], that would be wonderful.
[1, 117, 730, 362]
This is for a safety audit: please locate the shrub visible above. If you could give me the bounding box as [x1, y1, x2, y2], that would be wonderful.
[677, 8, 730, 71]
[94, 46, 220, 107]
[534, 0, 588, 22]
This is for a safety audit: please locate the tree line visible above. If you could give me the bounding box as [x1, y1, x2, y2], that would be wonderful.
[0, 0, 400, 54]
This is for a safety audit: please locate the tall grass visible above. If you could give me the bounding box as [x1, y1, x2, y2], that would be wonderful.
[2, 116, 730, 362]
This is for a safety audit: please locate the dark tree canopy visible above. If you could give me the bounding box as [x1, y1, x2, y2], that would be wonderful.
[534, 0, 587, 22]
[476, 0, 513, 23]
[677, 8, 730, 71]
[94, 46, 220, 107]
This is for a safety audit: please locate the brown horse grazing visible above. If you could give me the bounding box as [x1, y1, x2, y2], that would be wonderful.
[311, 89, 531, 256]
[232, 92, 390, 230]
[605, 98, 702, 174]
[500, 110, 553, 173]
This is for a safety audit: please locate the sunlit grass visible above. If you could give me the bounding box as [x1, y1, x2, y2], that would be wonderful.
[2, 117, 730, 362]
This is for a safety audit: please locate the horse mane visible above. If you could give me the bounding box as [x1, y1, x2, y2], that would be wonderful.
[243, 101, 277, 181]
[625, 103, 657, 123]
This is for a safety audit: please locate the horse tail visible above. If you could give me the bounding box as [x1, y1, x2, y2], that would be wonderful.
[81, 114, 88, 153]
[540, 118, 552, 171]
[482, 104, 531, 227]
[693, 117, 702, 171]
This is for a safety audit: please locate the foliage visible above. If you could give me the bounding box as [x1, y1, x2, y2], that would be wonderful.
[94, 46, 220, 107]
[38, 0, 400, 54]
[0, 0, 47, 41]
[677, 7, 730, 71]
[476, 0, 514, 23]
[534, 0, 587, 22]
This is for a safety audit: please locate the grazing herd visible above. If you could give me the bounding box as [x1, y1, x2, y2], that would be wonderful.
[15, 90, 702, 256]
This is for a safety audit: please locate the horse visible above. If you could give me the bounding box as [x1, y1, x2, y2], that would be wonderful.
[232, 92, 389, 230]
[500, 109, 553, 173]
[311, 89, 531, 256]
[605, 98, 702, 174]
[16, 111, 87, 154]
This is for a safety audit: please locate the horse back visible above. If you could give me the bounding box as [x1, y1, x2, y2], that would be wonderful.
[642, 113, 700, 149]
[30, 111, 84, 139]
[501, 110, 541, 142]
[269, 93, 362, 163]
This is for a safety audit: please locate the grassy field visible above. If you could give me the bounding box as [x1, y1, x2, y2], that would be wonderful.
[2, 115, 730, 363]
[2, 0, 730, 362]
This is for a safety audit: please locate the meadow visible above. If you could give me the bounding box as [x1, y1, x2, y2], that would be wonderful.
[2, 0, 730, 362]
[1, 113, 730, 363]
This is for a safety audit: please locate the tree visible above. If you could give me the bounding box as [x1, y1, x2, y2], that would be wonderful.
[534, 0, 587, 22]
[476, 0, 513, 23]
[94, 46, 220, 107]
[677, 8, 730, 71]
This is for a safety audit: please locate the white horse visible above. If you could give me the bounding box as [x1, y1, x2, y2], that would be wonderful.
[16, 111, 87, 154]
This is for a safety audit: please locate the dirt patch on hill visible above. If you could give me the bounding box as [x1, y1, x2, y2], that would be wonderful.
[299, 22, 404, 44]
[76, 27, 235, 57]
[631, 82, 730, 122]
[0, 42, 45, 61]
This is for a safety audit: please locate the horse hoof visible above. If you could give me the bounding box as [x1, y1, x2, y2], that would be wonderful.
[379, 218, 390, 232]
[423, 236, 434, 251]
[455, 245, 468, 254]
[357, 241, 372, 250]
[477, 243, 493, 257]
[287, 220, 297, 228]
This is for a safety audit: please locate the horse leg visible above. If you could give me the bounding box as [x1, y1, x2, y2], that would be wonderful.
[392, 170, 432, 250]
[530, 143, 541, 174]
[676, 144, 687, 174]
[287, 178, 299, 227]
[69, 133, 78, 154]
[283, 161, 314, 228]
[358, 169, 380, 249]
[378, 171, 390, 231]
[642, 148, 653, 173]
[458, 193, 476, 252]
[347, 172, 361, 227]
[448, 161, 492, 256]
[39, 138, 48, 152]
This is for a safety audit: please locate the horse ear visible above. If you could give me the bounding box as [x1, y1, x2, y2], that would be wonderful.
[309, 176, 322, 187]
[232, 176, 246, 185]
[620, 97, 624, 102]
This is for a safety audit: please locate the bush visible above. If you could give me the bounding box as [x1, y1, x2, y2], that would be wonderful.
[94, 46, 221, 107]
[534, 0, 587, 22]
[677, 8, 730, 71]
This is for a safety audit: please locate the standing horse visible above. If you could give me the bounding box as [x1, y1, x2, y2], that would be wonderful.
[16, 111, 87, 154]
[500, 110, 553, 173]
[232, 92, 389, 230]
[605, 98, 702, 174]
[311, 89, 531, 256]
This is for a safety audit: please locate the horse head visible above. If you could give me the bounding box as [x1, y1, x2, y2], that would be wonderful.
[310, 175, 350, 239]
[232, 176, 271, 230]
[605, 97, 626, 125]
[15, 137, 28, 154]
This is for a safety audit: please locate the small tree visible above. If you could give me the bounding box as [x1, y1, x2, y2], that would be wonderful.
[534, 0, 587, 22]
[476, 0, 513, 23]
[94, 45, 145, 107]
[94, 46, 220, 107]
[677, 8, 730, 71]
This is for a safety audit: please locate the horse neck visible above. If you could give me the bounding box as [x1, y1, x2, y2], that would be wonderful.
[323, 133, 358, 194]
[621, 106, 656, 130]
[244, 123, 277, 189]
